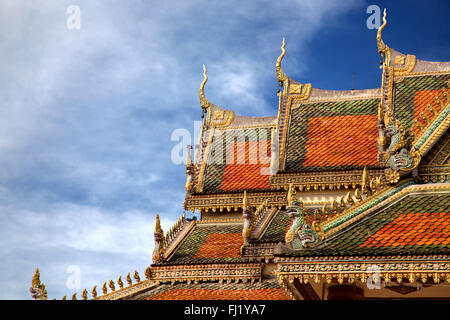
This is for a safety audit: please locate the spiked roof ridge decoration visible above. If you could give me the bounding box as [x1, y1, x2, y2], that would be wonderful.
[198, 64, 236, 129]
[275, 38, 312, 98]
[30, 268, 48, 300]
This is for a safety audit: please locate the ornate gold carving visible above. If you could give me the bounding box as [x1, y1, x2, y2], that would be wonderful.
[276, 38, 288, 86]
[108, 280, 115, 292]
[30, 268, 48, 300]
[195, 127, 215, 193]
[286, 184, 296, 206]
[213, 110, 225, 120]
[91, 285, 97, 299]
[184, 191, 287, 212]
[199, 64, 210, 110]
[377, 8, 388, 55]
[394, 55, 405, 65]
[133, 270, 141, 283]
[384, 169, 400, 184]
[324, 183, 449, 238]
[276, 256, 449, 286]
[117, 276, 124, 289]
[150, 263, 261, 284]
[126, 273, 132, 286]
[81, 289, 88, 300]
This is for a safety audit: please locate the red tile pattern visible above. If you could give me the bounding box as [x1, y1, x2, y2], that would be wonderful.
[221, 140, 271, 191]
[195, 233, 243, 259]
[360, 212, 450, 248]
[303, 114, 378, 167]
[147, 288, 290, 300]
[412, 89, 446, 135]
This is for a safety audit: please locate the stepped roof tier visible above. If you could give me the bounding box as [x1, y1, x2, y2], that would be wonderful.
[32, 10, 450, 300]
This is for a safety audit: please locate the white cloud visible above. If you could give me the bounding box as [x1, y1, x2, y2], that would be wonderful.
[0, 202, 175, 299]
[0, 0, 362, 299]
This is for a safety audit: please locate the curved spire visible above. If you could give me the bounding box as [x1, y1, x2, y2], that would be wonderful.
[276, 38, 288, 84]
[199, 64, 210, 110]
[154, 214, 161, 233]
[377, 8, 388, 54]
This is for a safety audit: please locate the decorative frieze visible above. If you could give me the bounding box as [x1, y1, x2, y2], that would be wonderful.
[149, 263, 261, 284]
[184, 192, 287, 212]
[270, 170, 384, 191]
[276, 256, 450, 284]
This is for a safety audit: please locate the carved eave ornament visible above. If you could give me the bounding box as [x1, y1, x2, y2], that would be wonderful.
[276, 39, 312, 171]
[199, 65, 235, 129]
[376, 9, 421, 184]
[276, 38, 312, 100]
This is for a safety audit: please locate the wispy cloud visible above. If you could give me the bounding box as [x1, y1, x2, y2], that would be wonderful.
[0, 0, 362, 299]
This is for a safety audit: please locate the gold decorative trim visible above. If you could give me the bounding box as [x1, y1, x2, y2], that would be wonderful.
[253, 207, 278, 240]
[149, 263, 261, 284]
[184, 191, 287, 212]
[208, 110, 235, 128]
[323, 183, 450, 238]
[415, 106, 450, 155]
[163, 220, 196, 260]
[242, 243, 277, 258]
[195, 127, 215, 193]
[278, 96, 293, 170]
[270, 169, 384, 191]
[297, 94, 381, 105]
[399, 70, 450, 77]
[221, 123, 277, 130]
[276, 257, 450, 285]
[95, 279, 157, 300]
[276, 38, 288, 94]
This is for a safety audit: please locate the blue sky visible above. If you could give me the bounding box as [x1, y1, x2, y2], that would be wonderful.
[0, 0, 448, 299]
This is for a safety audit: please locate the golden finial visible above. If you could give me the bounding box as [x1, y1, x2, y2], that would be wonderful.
[243, 191, 248, 209]
[287, 184, 297, 206]
[109, 280, 115, 292]
[345, 192, 354, 206]
[126, 272, 132, 286]
[102, 282, 107, 295]
[338, 196, 346, 208]
[133, 270, 141, 283]
[117, 276, 124, 289]
[330, 199, 338, 214]
[32, 268, 41, 288]
[81, 289, 88, 300]
[145, 267, 152, 280]
[199, 64, 210, 110]
[91, 285, 97, 298]
[62, 295, 66, 300]
[377, 102, 383, 120]
[361, 166, 369, 195]
[71, 293, 77, 300]
[354, 188, 362, 201]
[186, 145, 193, 166]
[377, 8, 388, 54]
[155, 214, 162, 233]
[276, 38, 288, 84]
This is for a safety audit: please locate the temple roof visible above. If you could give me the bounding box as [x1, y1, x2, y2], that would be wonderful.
[274, 183, 450, 257]
[283, 95, 383, 172]
[132, 279, 291, 300]
[161, 220, 246, 265]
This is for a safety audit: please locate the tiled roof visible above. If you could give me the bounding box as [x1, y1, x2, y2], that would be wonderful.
[394, 74, 450, 145]
[166, 223, 246, 264]
[202, 127, 272, 193]
[280, 193, 450, 256]
[284, 98, 383, 172]
[138, 280, 290, 300]
[421, 130, 450, 165]
[257, 210, 291, 243]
